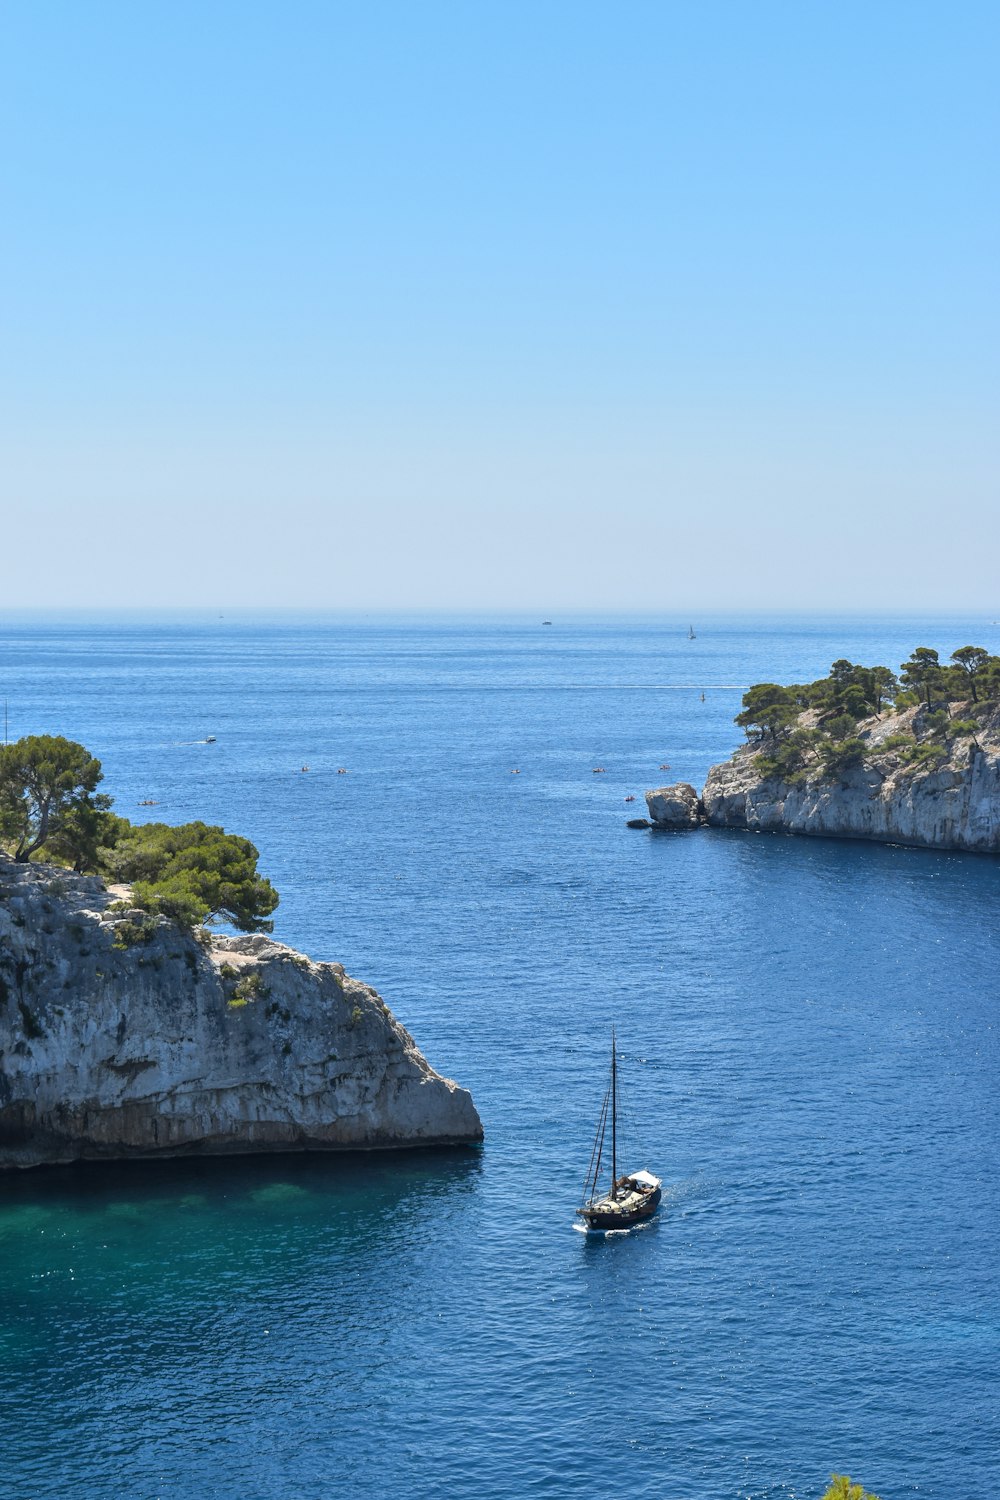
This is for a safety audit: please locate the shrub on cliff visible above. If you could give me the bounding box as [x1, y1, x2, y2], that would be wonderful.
[899, 741, 948, 770]
[107, 821, 280, 932]
[753, 728, 817, 782]
[880, 732, 916, 752]
[818, 737, 867, 776]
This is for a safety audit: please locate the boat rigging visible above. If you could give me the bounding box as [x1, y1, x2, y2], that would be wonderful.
[576, 1029, 662, 1232]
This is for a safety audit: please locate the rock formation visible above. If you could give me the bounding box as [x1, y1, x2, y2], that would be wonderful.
[0, 857, 482, 1170]
[644, 783, 703, 830]
[645, 704, 1000, 853]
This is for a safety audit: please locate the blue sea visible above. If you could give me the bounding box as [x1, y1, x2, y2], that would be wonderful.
[1, 612, 998, 1500]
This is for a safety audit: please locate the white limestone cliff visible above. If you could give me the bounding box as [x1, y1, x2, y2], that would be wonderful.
[646, 704, 1000, 853]
[0, 857, 482, 1170]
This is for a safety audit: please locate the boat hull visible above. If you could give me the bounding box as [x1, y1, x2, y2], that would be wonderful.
[577, 1186, 662, 1231]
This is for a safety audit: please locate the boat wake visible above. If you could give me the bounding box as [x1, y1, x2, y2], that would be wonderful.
[572, 1215, 658, 1238]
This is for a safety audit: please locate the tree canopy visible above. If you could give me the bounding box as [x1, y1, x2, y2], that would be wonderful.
[951, 644, 991, 701]
[735, 644, 1000, 785]
[0, 735, 279, 931]
[735, 683, 800, 740]
[0, 735, 104, 863]
[819, 1476, 881, 1500]
[107, 821, 279, 932]
[899, 647, 942, 709]
[738, 644, 1000, 744]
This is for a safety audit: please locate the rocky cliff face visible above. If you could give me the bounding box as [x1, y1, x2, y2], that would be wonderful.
[646, 704, 1000, 853]
[0, 857, 482, 1169]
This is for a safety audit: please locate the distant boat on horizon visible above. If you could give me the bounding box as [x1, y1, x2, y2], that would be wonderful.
[688, 625, 696, 640]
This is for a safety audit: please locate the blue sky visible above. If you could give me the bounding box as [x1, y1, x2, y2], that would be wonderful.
[1, 2, 997, 610]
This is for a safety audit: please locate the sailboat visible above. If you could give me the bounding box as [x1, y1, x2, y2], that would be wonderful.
[687, 624, 696, 640]
[576, 1030, 662, 1232]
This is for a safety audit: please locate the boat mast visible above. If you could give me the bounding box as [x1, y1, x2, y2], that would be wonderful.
[610, 1028, 617, 1199]
[584, 1085, 610, 1206]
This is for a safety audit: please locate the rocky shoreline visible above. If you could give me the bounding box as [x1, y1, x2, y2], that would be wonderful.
[0, 856, 482, 1170]
[643, 702, 1000, 853]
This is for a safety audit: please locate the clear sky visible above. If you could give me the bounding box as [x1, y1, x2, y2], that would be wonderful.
[1, 1, 997, 611]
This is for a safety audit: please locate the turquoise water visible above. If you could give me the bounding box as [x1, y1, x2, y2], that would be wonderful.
[1, 612, 998, 1499]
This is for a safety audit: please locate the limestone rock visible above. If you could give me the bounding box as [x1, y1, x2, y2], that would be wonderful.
[701, 704, 1000, 852]
[0, 858, 482, 1170]
[645, 782, 705, 829]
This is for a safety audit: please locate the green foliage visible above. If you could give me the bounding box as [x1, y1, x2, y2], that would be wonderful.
[753, 728, 817, 782]
[899, 646, 942, 708]
[218, 962, 239, 980]
[736, 683, 799, 740]
[111, 915, 158, 950]
[900, 742, 948, 768]
[0, 735, 104, 863]
[922, 709, 951, 736]
[752, 751, 787, 779]
[736, 642, 1000, 789]
[109, 821, 279, 932]
[44, 800, 128, 874]
[822, 713, 856, 740]
[229, 969, 270, 1006]
[806, 660, 898, 718]
[951, 644, 990, 702]
[819, 1475, 881, 1500]
[1, 732, 280, 932]
[867, 664, 899, 712]
[818, 737, 867, 775]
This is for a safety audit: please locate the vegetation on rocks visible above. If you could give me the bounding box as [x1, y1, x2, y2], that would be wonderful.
[0, 735, 278, 932]
[227, 970, 270, 1007]
[735, 646, 1000, 784]
[819, 1477, 881, 1500]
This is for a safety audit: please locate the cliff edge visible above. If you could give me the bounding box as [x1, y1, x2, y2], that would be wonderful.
[0, 856, 482, 1169]
[645, 703, 1000, 853]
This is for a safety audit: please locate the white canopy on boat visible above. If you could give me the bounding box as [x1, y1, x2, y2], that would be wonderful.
[629, 1170, 660, 1188]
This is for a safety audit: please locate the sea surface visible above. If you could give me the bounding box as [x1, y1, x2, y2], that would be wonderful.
[1, 612, 998, 1500]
